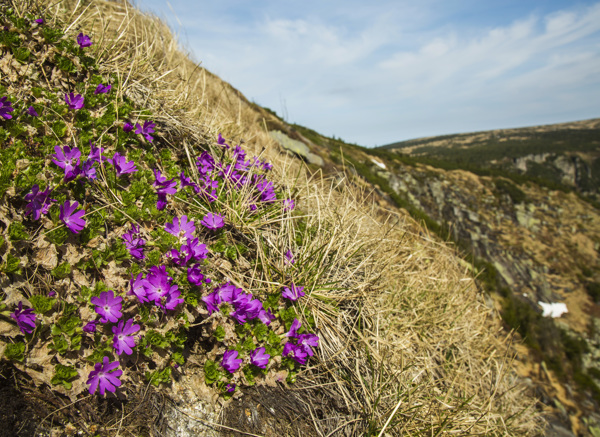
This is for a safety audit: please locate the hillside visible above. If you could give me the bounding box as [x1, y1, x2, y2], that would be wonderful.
[381, 119, 600, 203]
[0, 0, 540, 436]
[257, 117, 600, 434]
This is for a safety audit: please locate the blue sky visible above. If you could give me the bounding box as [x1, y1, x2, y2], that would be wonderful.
[135, 0, 600, 147]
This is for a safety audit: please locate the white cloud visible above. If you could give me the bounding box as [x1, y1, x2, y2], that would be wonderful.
[137, 0, 600, 146]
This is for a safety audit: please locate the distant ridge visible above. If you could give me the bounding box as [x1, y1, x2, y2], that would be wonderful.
[380, 117, 600, 151]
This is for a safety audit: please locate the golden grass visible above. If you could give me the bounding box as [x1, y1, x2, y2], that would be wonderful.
[17, 0, 544, 434]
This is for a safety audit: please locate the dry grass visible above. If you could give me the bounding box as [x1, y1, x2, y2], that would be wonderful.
[13, 0, 544, 434]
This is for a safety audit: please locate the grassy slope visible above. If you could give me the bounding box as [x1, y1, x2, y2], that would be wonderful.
[285, 117, 600, 432]
[0, 0, 541, 435]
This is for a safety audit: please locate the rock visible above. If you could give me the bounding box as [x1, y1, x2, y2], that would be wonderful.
[269, 130, 324, 166]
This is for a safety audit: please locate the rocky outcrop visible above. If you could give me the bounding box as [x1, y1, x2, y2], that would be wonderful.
[269, 130, 324, 166]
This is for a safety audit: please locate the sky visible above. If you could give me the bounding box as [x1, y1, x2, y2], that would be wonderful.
[135, 0, 600, 147]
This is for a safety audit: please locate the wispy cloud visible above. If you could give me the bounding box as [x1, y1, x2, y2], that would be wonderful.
[138, 0, 600, 146]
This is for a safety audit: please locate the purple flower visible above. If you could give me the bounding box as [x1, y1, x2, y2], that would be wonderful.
[24, 184, 55, 220]
[188, 237, 208, 260]
[129, 273, 149, 303]
[297, 334, 320, 357]
[250, 347, 270, 369]
[48, 291, 56, 297]
[77, 32, 92, 48]
[35, 18, 44, 24]
[51, 145, 81, 181]
[165, 215, 195, 240]
[201, 291, 221, 315]
[196, 152, 215, 176]
[258, 308, 276, 326]
[221, 350, 243, 374]
[284, 249, 295, 265]
[226, 383, 236, 393]
[160, 287, 184, 311]
[179, 172, 199, 192]
[83, 320, 98, 333]
[87, 357, 122, 396]
[27, 106, 39, 117]
[282, 284, 305, 302]
[60, 200, 86, 234]
[91, 290, 123, 323]
[244, 299, 264, 320]
[283, 343, 308, 365]
[262, 161, 273, 171]
[122, 226, 145, 260]
[79, 160, 97, 181]
[94, 83, 111, 94]
[135, 120, 156, 142]
[168, 245, 192, 266]
[216, 283, 243, 304]
[153, 169, 177, 210]
[0, 96, 14, 120]
[187, 264, 205, 286]
[110, 152, 137, 177]
[123, 122, 133, 132]
[112, 318, 140, 355]
[154, 194, 166, 211]
[144, 265, 182, 310]
[10, 302, 36, 334]
[283, 198, 295, 212]
[286, 318, 302, 338]
[217, 133, 226, 145]
[87, 142, 106, 163]
[255, 178, 276, 203]
[65, 93, 84, 110]
[200, 213, 224, 230]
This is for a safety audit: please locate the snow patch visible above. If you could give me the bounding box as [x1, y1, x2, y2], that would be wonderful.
[370, 159, 386, 169]
[538, 302, 568, 318]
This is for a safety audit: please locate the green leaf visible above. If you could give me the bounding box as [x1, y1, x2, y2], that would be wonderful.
[242, 337, 256, 353]
[4, 342, 25, 362]
[278, 307, 297, 327]
[85, 347, 113, 363]
[225, 246, 237, 261]
[214, 325, 226, 342]
[146, 367, 172, 387]
[242, 365, 257, 386]
[29, 295, 56, 315]
[55, 54, 77, 73]
[146, 249, 162, 267]
[263, 292, 281, 310]
[50, 335, 69, 355]
[145, 330, 170, 349]
[8, 222, 29, 241]
[1, 253, 21, 274]
[171, 351, 185, 366]
[210, 240, 226, 253]
[204, 359, 221, 384]
[253, 323, 268, 342]
[51, 364, 78, 390]
[42, 27, 63, 43]
[12, 47, 30, 64]
[51, 262, 71, 279]
[52, 120, 68, 138]
[56, 315, 81, 337]
[267, 330, 281, 347]
[46, 227, 69, 245]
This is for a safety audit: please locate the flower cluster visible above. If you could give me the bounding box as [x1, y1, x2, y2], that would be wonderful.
[284, 318, 319, 365]
[10, 302, 36, 334]
[3, 12, 311, 399]
[122, 224, 146, 260]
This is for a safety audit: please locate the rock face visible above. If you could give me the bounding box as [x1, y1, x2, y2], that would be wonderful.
[378, 163, 600, 321]
[269, 130, 324, 166]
